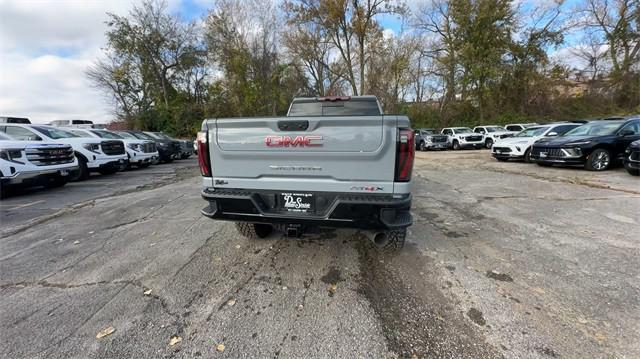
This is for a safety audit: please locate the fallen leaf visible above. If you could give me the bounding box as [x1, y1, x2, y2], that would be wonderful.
[227, 298, 236, 306]
[533, 287, 546, 294]
[216, 343, 225, 352]
[577, 318, 587, 324]
[282, 286, 288, 290]
[235, 244, 241, 249]
[73, 240, 80, 245]
[594, 332, 607, 342]
[169, 336, 182, 346]
[96, 326, 115, 339]
[143, 289, 152, 296]
[150, 243, 157, 247]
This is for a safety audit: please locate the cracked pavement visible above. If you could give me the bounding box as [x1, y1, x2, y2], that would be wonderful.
[0, 151, 638, 358]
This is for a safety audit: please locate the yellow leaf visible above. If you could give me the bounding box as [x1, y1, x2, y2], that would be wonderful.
[533, 287, 545, 294]
[96, 326, 115, 339]
[169, 336, 182, 346]
[216, 343, 226, 352]
[143, 289, 152, 296]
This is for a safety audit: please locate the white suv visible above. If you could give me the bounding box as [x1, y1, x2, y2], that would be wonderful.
[472, 125, 514, 148]
[492, 123, 583, 162]
[65, 128, 159, 168]
[0, 124, 128, 181]
[0, 132, 78, 197]
[441, 127, 484, 150]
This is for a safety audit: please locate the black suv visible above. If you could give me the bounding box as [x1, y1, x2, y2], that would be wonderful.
[623, 139, 640, 176]
[530, 118, 640, 171]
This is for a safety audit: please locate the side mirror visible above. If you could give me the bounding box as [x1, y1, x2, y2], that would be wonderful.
[547, 132, 558, 137]
[619, 130, 634, 136]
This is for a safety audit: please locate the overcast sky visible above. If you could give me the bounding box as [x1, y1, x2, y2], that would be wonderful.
[0, 0, 209, 124]
[0, 0, 582, 125]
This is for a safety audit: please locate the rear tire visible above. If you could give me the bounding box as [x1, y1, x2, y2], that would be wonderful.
[378, 229, 406, 253]
[235, 222, 273, 239]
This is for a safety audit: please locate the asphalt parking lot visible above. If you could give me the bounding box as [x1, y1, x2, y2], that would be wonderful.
[0, 151, 638, 358]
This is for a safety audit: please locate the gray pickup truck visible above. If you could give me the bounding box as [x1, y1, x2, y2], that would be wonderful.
[197, 96, 414, 251]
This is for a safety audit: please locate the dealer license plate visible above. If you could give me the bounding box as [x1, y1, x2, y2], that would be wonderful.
[279, 192, 315, 213]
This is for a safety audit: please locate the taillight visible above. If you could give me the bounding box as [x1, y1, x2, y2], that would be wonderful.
[197, 131, 211, 177]
[395, 128, 415, 182]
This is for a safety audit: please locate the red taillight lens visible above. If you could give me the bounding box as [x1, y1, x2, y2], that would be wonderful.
[197, 131, 211, 177]
[395, 128, 415, 182]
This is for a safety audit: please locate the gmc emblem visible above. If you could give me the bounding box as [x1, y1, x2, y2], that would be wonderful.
[265, 135, 323, 147]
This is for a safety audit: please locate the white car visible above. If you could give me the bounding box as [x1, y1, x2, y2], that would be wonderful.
[441, 127, 484, 150]
[65, 128, 159, 168]
[472, 125, 514, 148]
[504, 123, 539, 135]
[0, 124, 128, 181]
[492, 123, 583, 162]
[0, 132, 78, 197]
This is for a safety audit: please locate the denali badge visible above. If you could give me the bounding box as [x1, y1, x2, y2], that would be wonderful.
[265, 135, 323, 147]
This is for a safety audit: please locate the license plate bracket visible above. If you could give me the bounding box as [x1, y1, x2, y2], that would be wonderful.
[279, 192, 315, 213]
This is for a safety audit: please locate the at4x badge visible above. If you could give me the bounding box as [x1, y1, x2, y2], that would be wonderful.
[265, 135, 323, 147]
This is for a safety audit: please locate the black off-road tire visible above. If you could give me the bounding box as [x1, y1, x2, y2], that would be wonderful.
[379, 229, 407, 253]
[234, 222, 273, 239]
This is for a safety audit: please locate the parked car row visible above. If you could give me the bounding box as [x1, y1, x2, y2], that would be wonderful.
[0, 123, 193, 198]
[490, 117, 640, 176]
[414, 123, 538, 151]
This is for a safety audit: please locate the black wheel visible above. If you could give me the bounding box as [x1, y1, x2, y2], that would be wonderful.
[452, 140, 461, 150]
[44, 177, 68, 189]
[71, 156, 89, 181]
[523, 148, 532, 163]
[485, 138, 493, 149]
[419, 141, 427, 151]
[378, 229, 406, 253]
[234, 222, 273, 239]
[585, 148, 611, 171]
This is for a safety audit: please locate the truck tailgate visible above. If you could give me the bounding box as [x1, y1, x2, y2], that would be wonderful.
[206, 116, 399, 193]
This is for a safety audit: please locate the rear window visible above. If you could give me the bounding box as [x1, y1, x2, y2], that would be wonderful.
[288, 99, 381, 116]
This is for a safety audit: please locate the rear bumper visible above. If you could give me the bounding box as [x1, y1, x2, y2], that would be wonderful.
[201, 188, 412, 230]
